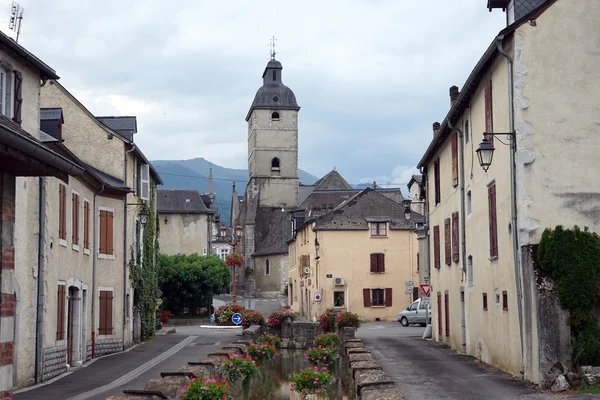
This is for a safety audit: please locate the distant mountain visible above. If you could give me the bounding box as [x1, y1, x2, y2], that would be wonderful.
[152, 158, 319, 225]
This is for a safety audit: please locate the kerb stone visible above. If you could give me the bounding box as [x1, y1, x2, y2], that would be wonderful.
[362, 388, 404, 400]
[350, 360, 382, 379]
[355, 369, 394, 395]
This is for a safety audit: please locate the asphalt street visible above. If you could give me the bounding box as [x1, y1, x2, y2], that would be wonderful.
[357, 322, 599, 400]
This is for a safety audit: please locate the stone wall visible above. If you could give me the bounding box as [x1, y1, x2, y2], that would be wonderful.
[42, 345, 67, 381]
[280, 320, 321, 349]
[96, 339, 123, 357]
[86, 341, 92, 362]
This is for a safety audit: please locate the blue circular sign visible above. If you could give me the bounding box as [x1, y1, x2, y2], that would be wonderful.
[232, 313, 242, 325]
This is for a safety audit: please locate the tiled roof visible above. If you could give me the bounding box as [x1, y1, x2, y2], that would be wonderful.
[39, 130, 58, 142]
[313, 170, 353, 191]
[83, 163, 129, 190]
[253, 207, 291, 256]
[157, 190, 213, 214]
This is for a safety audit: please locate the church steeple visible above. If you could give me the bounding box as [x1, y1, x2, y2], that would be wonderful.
[207, 166, 215, 199]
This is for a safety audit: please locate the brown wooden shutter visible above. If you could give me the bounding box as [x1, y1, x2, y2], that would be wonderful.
[413, 287, 419, 301]
[99, 211, 107, 254]
[13, 71, 22, 125]
[58, 186, 64, 239]
[444, 218, 451, 266]
[434, 159, 441, 204]
[107, 292, 114, 333]
[363, 288, 371, 307]
[452, 212, 459, 263]
[370, 253, 377, 273]
[488, 184, 498, 258]
[385, 288, 392, 307]
[437, 293, 442, 336]
[451, 133, 458, 187]
[107, 211, 114, 254]
[99, 291, 106, 334]
[378, 253, 385, 273]
[444, 293, 450, 337]
[433, 225, 440, 269]
[483, 293, 488, 310]
[56, 285, 65, 340]
[484, 79, 493, 144]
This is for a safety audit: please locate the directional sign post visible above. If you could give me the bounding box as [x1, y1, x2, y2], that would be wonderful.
[420, 284, 431, 297]
[231, 312, 243, 326]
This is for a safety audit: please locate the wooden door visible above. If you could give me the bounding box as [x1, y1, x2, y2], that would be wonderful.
[67, 295, 74, 365]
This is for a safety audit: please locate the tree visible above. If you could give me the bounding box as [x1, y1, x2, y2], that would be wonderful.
[158, 253, 231, 316]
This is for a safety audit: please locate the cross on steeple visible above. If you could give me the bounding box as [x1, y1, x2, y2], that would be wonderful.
[269, 36, 277, 60]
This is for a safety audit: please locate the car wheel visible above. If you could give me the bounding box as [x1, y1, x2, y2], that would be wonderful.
[400, 317, 408, 327]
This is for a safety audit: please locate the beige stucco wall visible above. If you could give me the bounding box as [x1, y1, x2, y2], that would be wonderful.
[289, 224, 418, 322]
[254, 254, 286, 296]
[426, 51, 523, 377]
[158, 213, 209, 255]
[40, 82, 125, 180]
[514, 0, 600, 246]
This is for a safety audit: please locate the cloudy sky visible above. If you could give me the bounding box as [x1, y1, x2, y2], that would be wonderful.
[2, 0, 505, 185]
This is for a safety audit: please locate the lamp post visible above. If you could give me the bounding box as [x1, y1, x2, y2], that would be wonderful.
[222, 225, 243, 304]
[139, 207, 150, 227]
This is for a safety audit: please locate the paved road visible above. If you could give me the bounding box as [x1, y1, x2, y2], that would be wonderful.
[214, 294, 285, 317]
[357, 322, 599, 400]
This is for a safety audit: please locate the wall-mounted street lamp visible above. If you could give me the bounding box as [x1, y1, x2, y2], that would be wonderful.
[402, 199, 412, 222]
[139, 207, 150, 228]
[476, 132, 516, 172]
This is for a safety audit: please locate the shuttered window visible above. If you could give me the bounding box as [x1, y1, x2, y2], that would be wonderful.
[12, 70, 22, 125]
[371, 289, 385, 306]
[369, 253, 385, 273]
[99, 290, 113, 335]
[434, 158, 441, 205]
[437, 293, 442, 336]
[433, 225, 440, 269]
[488, 184, 498, 258]
[451, 133, 458, 187]
[84, 201, 90, 249]
[99, 210, 114, 255]
[502, 291, 508, 311]
[452, 212, 459, 263]
[385, 288, 393, 307]
[363, 288, 392, 307]
[483, 293, 488, 311]
[444, 218, 451, 266]
[72, 192, 80, 245]
[484, 79, 493, 144]
[363, 288, 371, 307]
[140, 164, 150, 201]
[59, 185, 67, 240]
[56, 284, 66, 340]
[444, 293, 450, 337]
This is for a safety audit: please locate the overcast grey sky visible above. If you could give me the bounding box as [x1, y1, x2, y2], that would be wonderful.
[2, 0, 505, 185]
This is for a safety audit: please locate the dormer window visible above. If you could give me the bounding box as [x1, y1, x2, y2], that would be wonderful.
[370, 222, 387, 237]
[271, 157, 280, 171]
[271, 111, 280, 121]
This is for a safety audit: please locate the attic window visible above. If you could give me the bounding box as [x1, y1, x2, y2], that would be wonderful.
[185, 199, 191, 203]
[271, 111, 280, 120]
[271, 157, 280, 170]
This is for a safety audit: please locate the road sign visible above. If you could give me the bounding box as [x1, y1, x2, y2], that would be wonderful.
[424, 275, 429, 283]
[231, 313, 243, 325]
[407, 286, 413, 292]
[326, 274, 333, 278]
[404, 289, 412, 295]
[405, 281, 413, 287]
[420, 284, 431, 297]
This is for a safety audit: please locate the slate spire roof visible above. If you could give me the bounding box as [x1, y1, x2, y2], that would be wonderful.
[313, 169, 353, 191]
[157, 190, 213, 214]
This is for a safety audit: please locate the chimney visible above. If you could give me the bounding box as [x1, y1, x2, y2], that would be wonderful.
[450, 86, 459, 107]
[433, 122, 441, 137]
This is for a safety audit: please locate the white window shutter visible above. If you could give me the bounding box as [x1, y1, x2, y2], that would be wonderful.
[133, 158, 138, 195]
[140, 164, 150, 201]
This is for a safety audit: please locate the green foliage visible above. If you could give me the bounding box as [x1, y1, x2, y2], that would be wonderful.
[241, 309, 265, 328]
[289, 366, 333, 395]
[266, 310, 296, 328]
[314, 332, 342, 349]
[129, 185, 160, 340]
[216, 354, 259, 395]
[178, 376, 232, 400]
[305, 345, 338, 369]
[255, 333, 281, 349]
[319, 310, 338, 332]
[337, 311, 360, 329]
[538, 225, 600, 365]
[214, 304, 246, 326]
[158, 253, 231, 316]
[247, 342, 277, 363]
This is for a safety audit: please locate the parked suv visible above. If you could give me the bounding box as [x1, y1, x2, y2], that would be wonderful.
[398, 298, 431, 327]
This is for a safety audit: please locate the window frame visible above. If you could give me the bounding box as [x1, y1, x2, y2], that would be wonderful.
[488, 182, 499, 259]
[140, 163, 150, 201]
[98, 207, 115, 259]
[483, 293, 488, 311]
[71, 190, 80, 250]
[56, 283, 66, 341]
[98, 288, 114, 336]
[370, 222, 387, 237]
[83, 199, 91, 252]
[265, 258, 270, 276]
[333, 290, 345, 308]
[58, 184, 68, 245]
[371, 288, 385, 307]
[369, 253, 385, 273]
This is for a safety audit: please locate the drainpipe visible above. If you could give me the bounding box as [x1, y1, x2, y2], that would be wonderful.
[419, 168, 430, 285]
[91, 184, 105, 358]
[123, 145, 136, 350]
[496, 34, 525, 378]
[34, 177, 46, 383]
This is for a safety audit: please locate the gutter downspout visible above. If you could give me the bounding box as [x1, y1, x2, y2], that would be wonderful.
[419, 168, 430, 287]
[91, 184, 105, 358]
[124, 145, 136, 350]
[34, 177, 46, 383]
[497, 34, 525, 378]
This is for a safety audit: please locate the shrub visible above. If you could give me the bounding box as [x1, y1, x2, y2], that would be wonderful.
[305, 345, 338, 369]
[178, 376, 231, 400]
[160, 310, 173, 325]
[247, 342, 277, 363]
[241, 309, 265, 328]
[319, 310, 338, 332]
[214, 304, 246, 326]
[255, 333, 282, 349]
[266, 310, 296, 328]
[314, 332, 342, 349]
[289, 366, 333, 394]
[337, 311, 360, 330]
[216, 354, 259, 393]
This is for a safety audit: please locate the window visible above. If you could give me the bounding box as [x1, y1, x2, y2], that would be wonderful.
[370, 222, 387, 236]
[437, 293, 442, 336]
[467, 190, 472, 215]
[452, 212, 459, 263]
[451, 133, 458, 187]
[465, 120, 470, 144]
[488, 183, 498, 258]
[84, 201, 90, 249]
[272, 70, 276, 81]
[0, 70, 5, 116]
[99, 290, 113, 335]
[72, 192, 80, 246]
[444, 218, 451, 266]
[444, 293, 450, 337]
[220, 248, 229, 260]
[334, 291, 345, 307]
[140, 163, 150, 201]
[467, 255, 473, 287]
[484, 78, 493, 144]
[362, 288, 392, 307]
[369, 253, 385, 273]
[434, 158, 441, 205]
[99, 209, 114, 256]
[433, 225, 440, 269]
[409, 302, 418, 311]
[271, 111, 280, 120]
[483, 293, 488, 310]
[495, 289, 500, 305]
[56, 284, 66, 340]
[58, 184, 67, 241]
[419, 301, 429, 310]
[133, 158, 138, 195]
[271, 157, 280, 170]
[12, 70, 22, 124]
[502, 291, 508, 311]
[265, 258, 270, 275]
